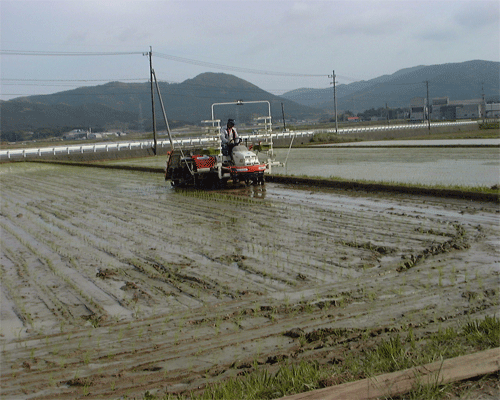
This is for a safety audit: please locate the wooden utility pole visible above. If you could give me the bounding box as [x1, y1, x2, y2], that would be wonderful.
[482, 82, 486, 124]
[149, 46, 157, 154]
[329, 70, 338, 134]
[281, 102, 286, 131]
[426, 80, 431, 134]
[152, 70, 174, 149]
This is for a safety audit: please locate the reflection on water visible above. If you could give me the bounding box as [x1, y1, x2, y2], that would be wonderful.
[172, 182, 267, 199]
[273, 146, 500, 187]
[218, 184, 267, 199]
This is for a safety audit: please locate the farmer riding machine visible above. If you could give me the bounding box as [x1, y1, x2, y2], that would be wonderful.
[165, 100, 282, 187]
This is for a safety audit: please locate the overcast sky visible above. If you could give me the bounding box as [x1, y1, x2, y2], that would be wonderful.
[1, 0, 499, 101]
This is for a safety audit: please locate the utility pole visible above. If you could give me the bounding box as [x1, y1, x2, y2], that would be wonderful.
[425, 80, 431, 134]
[481, 82, 486, 124]
[281, 102, 286, 132]
[152, 70, 174, 149]
[149, 46, 157, 154]
[328, 70, 338, 134]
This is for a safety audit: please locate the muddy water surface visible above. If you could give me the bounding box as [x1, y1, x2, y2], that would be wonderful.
[1, 162, 499, 399]
[103, 143, 500, 187]
[273, 147, 500, 187]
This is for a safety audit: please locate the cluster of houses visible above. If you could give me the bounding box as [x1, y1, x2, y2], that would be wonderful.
[410, 97, 500, 121]
[63, 129, 127, 140]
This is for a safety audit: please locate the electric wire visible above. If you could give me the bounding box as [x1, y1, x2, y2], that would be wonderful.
[1, 48, 339, 99]
[1, 49, 333, 79]
[1, 78, 148, 82]
[153, 51, 328, 78]
[0, 50, 144, 56]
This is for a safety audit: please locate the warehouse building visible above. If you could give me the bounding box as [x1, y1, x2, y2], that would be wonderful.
[411, 96, 496, 121]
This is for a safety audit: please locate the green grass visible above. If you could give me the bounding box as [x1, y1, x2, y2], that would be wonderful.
[200, 361, 325, 400]
[146, 315, 499, 400]
[462, 315, 500, 349]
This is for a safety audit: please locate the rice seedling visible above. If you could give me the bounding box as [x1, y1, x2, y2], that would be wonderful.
[82, 384, 90, 396]
[47, 373, 56, 388]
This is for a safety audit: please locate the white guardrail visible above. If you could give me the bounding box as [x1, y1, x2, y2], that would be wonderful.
[0, 120, 478, 160]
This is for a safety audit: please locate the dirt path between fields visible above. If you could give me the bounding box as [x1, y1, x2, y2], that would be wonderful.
[1, 163, 499, 399]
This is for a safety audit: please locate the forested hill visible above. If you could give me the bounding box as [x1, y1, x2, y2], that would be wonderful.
[0, 73, 322, 137]
[2, 60, 499, 140]
[282, 60, 500, 113]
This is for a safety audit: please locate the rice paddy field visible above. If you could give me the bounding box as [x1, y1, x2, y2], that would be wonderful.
[0, 161, 499, 399]
[98, 144, 500, 188]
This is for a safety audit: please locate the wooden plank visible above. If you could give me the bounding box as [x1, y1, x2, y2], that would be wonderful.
[279, 348, 500, 400]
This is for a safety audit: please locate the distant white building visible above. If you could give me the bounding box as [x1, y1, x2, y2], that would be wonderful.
[63, 129, 87, 140]
[410, 97, 428, 121]
[427, 97, 485, 120]
[454, 99, 483, 119]
[485, 103, 500, 118]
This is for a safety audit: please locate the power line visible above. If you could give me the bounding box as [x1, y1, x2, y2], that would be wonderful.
[1, 49, 335, 79]
[0, 50, 144, 56]
[1, 78, 147, 82]
[1, 48, 344, 99]
[154, 51, 329, 78]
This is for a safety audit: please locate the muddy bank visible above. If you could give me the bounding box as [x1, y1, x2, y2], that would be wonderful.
[265, 175, 500, 203]
[1, 163, 499, 399]
[30, 159, 166, 174]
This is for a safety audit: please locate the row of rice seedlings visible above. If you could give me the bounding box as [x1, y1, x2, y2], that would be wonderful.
[18, 196, 171, 316]
[0, 267, 33, 340]
[0, 222, 77, 333]
[10, 217, 105, 314]
[68, 190, 241, 307]
[175, 188, 269, 206]
[24, 205, 150, 320]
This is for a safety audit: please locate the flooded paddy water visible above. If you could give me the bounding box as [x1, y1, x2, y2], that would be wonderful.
[1, 160, 499, 399]
[103, 139, 500, 187]
[273, 146, 500, 187]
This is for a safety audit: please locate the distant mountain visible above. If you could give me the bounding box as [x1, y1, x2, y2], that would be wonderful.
[0, 101, 140, 133]
[2, 61, 499, 139]
[0, 73, 322, 136]
[282, 60, 499, 112]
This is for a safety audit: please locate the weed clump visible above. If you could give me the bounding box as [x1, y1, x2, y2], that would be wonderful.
[152, 316, 499, 400]
[463, 315, 500, 349]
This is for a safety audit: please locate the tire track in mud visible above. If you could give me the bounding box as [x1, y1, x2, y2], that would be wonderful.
[1, 163, 498, 399]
